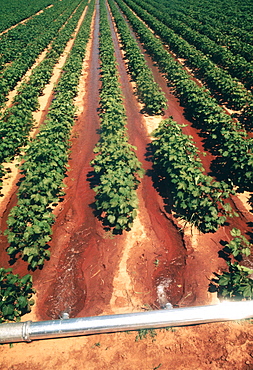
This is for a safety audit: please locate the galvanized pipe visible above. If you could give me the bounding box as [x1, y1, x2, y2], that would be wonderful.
[1, 300, 253, 343]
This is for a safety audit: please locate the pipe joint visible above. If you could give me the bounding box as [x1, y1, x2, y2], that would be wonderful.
[22, 321, 31, 342]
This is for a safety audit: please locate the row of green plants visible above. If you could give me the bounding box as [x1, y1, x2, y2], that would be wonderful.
[115, 0, 253, 192]
[240, 101, 253, 132]
[214, 228, 253, 300]
[0, 1, 91, 323]
[108, 0, 167, 115]
[0, 0, 55, 33]
[165, 0, 253, 45]
[0, 268, 35, 323]
[131, 0, 253, 92]
[0, 0, 66, 71]
[0, 0, 88, 189]
[150, 0, 253, 63]
[126, 0, 251, 113]
[136, 0, 253, 300]
[4, 0, 95, 271]
[151, 118, 235, 233]
[0, 0, 84, 109]
[90, 0, 144, 233]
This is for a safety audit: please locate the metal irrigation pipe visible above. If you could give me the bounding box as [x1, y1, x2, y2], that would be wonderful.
[1, 300, 253, 343]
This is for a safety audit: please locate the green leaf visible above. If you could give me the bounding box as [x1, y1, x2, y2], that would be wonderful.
[230, 228, 241, 237]
[107, 215, 116, 224]
[2, 304, 14, 316]
[241, 284, 253, 298]
[17, 296, 29, 309]
[20, 274, 32, 285]
[218, 274, 230, 286]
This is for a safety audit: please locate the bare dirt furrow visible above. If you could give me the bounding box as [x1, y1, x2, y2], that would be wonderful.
[33, 2, 131, 320]
[108, 0, 253, 307]
[0, 2, 93, 308]
[106, 1, 187, 310]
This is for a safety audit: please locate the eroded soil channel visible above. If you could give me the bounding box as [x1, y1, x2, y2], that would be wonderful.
[37, 0, 188, 319]
[106, 1, 187, 309]
[0, 0, 188, 320]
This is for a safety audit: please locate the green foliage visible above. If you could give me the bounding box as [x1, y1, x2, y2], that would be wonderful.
[131, 0, 251, 111]
[0, 0, 89, 189]
[126, 0, 253, 92]
[90, 0, 143, 232]
[0, 268, 35, 323]
[0, 0, 87, 108]
[115, 0, 253, 192]
[225, 228, 251, 258]
[108, 0, 167, 114]
[0, 0, 56, 33]
[143, 0, 253, 63]
[135, 328, 157, 342]
[151, 118, 235, 232]
[215, 228, 253, 300]
[4, 0, 95, 268]
[217, 262, 253, 300]
[240, 101, 253, 132]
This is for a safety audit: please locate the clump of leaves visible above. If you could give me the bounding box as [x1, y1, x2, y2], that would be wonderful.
[151, 118, 236, 233]
[90, 0, 144, 233]
[108, 0, 167, 115]
[218, 262, 253, 300]
[0, 268, 35, 323]
[135, 328, 157, 342]
[3, 1, 95, 269]
[215, 228, 253, 300]
[225, 228, 251, 258]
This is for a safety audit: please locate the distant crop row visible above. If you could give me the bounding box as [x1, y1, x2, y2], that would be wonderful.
[90, 0, 144, 232]
[159, 0, 253, 44]
[5, 0, 95, 270]
[0, 0, 55, 33]
[133, 0, 252, 108]
[135, 0, 253, 92]
[115, 0, 253, 192]
[0, 0, 88, 189]
[0, 0, 70, 70]
[147, 0, 253, 63]
[0, 0, 84, 108]
[108, 0, 166, 115]
[121, 0, 253, 133]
